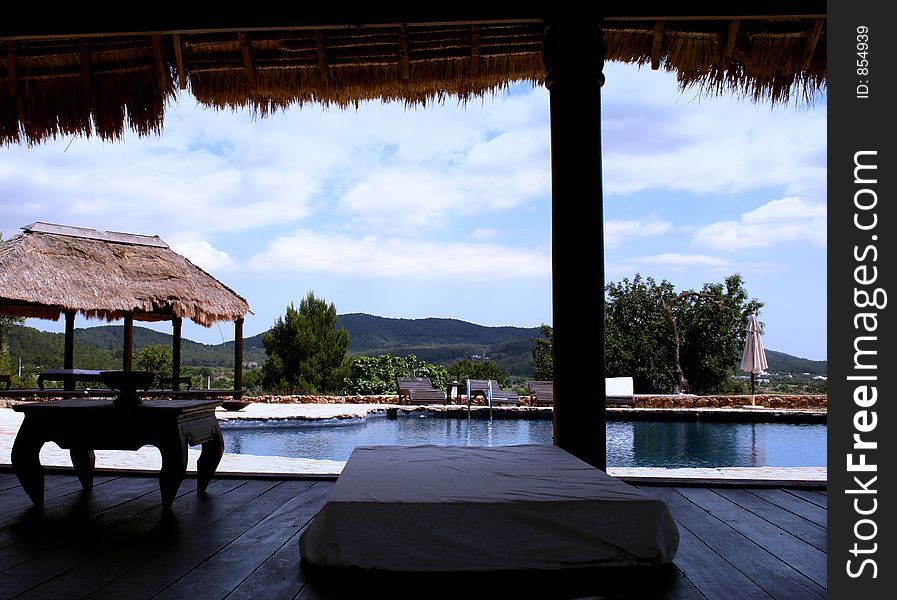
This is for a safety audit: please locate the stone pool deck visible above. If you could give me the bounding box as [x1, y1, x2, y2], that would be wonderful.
[0, 403, 826, 485]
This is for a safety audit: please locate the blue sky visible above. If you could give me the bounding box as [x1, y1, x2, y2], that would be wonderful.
[0, 61, 827, 360]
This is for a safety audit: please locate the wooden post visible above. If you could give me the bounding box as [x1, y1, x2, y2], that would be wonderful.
[123, 314, 133, 372]
[172, 316, 182, 383]
[64, 310, 75, 391]
[234, 318, 243, 393]
[543, 20, 607, 470]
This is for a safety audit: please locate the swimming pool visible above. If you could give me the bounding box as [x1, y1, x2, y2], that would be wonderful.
[219, 411, 827, 468]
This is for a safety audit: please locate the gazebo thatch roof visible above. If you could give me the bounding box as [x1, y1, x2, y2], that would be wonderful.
[0, 222, 252, 326]
[1, 10, 826, 145]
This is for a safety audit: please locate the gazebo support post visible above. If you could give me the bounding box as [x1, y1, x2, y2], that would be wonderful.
[234, 318, 243, 396]
[543, 20, 607, 470]
[63, 310, 75, 391]
[123, 314, 133, 372]
[172, 316, 182, 385]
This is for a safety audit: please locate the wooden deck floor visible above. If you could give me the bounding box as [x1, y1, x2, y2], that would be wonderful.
[0, 469, 826, 599]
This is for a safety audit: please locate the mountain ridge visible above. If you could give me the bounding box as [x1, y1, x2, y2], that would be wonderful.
[6, 313, 826, 379]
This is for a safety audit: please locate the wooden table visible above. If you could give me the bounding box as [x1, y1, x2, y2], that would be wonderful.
[11, 398, 224, 509]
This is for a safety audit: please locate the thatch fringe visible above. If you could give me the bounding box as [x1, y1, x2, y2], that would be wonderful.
[1, 19, 826, 145]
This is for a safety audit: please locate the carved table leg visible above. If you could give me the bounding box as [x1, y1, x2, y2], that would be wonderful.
[157, 428, 189, 509]
[70, 448, 96, 491]
[11, 418, 46, 505]
[196, 426, 224, 495]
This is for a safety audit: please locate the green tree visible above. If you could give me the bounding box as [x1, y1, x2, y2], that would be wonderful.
[135, 344, 173, 386]
[447, 358, 507, 386]
[261, 292, 350, 394]
[341, 353, 449, 395]
[530, 324, 553, 380]
[605, 273, 762, 395]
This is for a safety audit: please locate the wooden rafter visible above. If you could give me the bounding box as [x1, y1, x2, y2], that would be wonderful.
[80, 40, 91, 105]
[6, 42, 14, 96]
[398, 24, 409, 80]
[315, 30, 329, 85]
[801, 19, 823, 70]
[470, 24, 480, 76]
[172, 33, 187, 89]
[238, 32, 256, 87]
[650, 21, 664, 70]
[152, 35, 167, 91]
[724, 19, 740, 62]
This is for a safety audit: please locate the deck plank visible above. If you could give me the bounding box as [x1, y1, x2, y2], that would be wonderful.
[675, 486, 826, 589]
[0, 472, 827, 600]
[645, 485, 824, 600]
[748, 488, 827, 526]
[714, 487, 826, 552]
[80, 479, 300, 599]
[0, 474, 121, 530]
[152, 480, 330, 600]
[0, 475, 162, 568]
[785, 489, 827, 509]
[5, 478, 253, 600]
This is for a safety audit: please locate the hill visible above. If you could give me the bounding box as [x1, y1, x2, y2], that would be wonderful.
[5, 314, 825, 381]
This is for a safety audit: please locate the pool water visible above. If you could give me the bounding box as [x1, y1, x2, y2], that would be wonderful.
[219, 412, 827, 468]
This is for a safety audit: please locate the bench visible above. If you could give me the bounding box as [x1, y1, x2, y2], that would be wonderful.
[36, 368, 108, 390]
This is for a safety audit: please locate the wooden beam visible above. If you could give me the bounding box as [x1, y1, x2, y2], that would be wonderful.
[315, 30, 329, 85]
[63, 311, 75, 384]
[123, 314, 133, 371]
[6, 42, 14, 96]
[238, 32, 256, 87]
[470, 24, 480, 76]
[650, 21, 664, 70]
[172, 33, 187, 89]
[152, 34, 167, 90]
[398, 24, 410, 80]
[543, 20, 607, 471]
[0, 5, 829, 39]
[724, 19, 740, 62]
[172, 316, 182, 381]
[801, 19, 823, 71]
[80, 40, 91, 106]
[234, 318, 244, 393]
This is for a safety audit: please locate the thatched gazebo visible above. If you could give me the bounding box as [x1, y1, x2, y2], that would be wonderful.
[0, 222, 252, 392]
[0, 7, 827, 469]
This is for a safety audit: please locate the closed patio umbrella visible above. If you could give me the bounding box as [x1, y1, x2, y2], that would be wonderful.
[740, 313, 768, 403]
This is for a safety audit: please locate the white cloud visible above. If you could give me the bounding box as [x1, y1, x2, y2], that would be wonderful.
[247, 229, 549, 280]
[605, 216, 673, 247]
[694, 196, 826, 250]
[170, 240, 235, 273]
[600, 63, 826, 198]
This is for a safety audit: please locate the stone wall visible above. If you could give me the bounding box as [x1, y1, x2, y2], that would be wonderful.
[247, 393, 828, 410]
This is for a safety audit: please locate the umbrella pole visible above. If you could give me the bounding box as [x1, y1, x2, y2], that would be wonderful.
[750, 372, 756, 405]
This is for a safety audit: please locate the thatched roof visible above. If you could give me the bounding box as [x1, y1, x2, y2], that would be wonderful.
[0, 11, 826, 145]
[0, 222, 252, 326]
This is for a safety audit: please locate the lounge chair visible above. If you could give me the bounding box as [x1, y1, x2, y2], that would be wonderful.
[466, 379, 520, 406]
[606, 376, 635, 406]
[527, 380, 554, 406]
[527, 378, 634, 406]
[395, 377, 447, 406]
